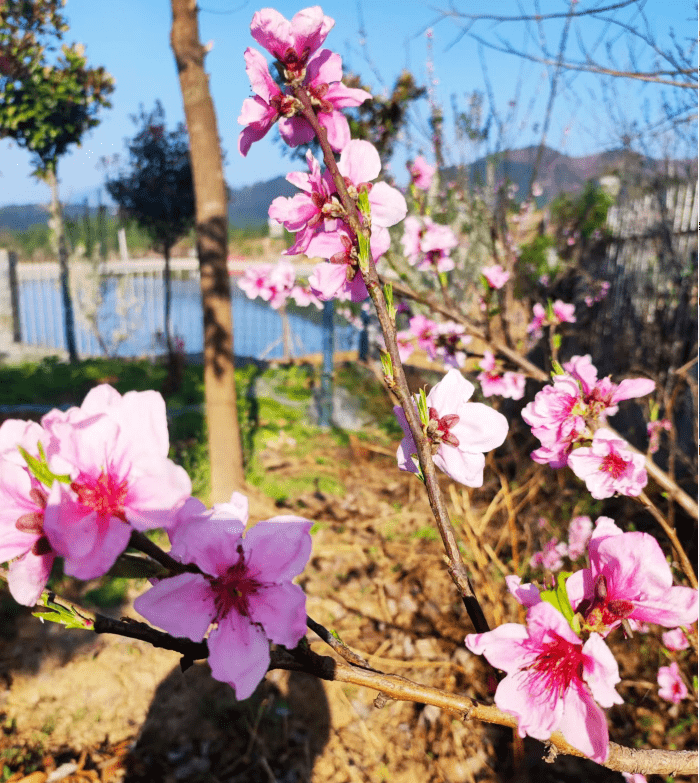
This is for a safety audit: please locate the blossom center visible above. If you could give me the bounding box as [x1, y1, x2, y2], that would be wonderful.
[426, 407, 460, 453]
[599, 451, 628, 479]
[72, 470, 129, 521]
[525, 635, 585, 701]
[211, 548, 263, 621]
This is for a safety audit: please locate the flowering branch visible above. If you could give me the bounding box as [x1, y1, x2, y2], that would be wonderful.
[9, 562, 693, 777]
[292, 82, 490, 634]
[383, 275, 698, 521]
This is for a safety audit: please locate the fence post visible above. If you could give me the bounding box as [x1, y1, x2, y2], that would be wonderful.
[0, 249, 21, 348]
[319, 299, 334, 428]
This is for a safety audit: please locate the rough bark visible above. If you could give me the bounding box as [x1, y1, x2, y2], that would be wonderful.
[48, 168, 78, 363]
[170, 0, 244, 500]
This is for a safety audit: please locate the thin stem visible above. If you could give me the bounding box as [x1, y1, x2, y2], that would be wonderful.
[292, 87, 489, 634]
[128, 531, 200, 576]
[638, 492, 698, 588]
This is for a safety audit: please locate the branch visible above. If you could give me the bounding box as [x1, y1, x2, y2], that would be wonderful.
[381, 276, 699, 522]
[291, 84, 491, 635]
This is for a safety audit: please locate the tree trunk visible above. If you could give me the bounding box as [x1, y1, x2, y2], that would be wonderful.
[47, 168, 78, 363]
[170, 0, 245, 501]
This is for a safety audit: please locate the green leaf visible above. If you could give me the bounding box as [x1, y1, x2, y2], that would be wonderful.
[552, 333, 562, 350]
[32, 592, 94, 630]
[17, 443, 71, 487]
[540, 572, 576, 629]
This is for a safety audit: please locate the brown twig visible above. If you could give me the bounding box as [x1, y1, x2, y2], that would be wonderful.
[638, 491, 698, 588]
[292, 84, 490, 634]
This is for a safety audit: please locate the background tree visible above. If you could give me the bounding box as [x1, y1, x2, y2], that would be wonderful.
[170, 0, 245, 501]
[105, 102, 196, 369]
[0, 0, 114, 363]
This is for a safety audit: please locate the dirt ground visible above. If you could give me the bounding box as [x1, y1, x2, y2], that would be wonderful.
[0, 429, 696, 783]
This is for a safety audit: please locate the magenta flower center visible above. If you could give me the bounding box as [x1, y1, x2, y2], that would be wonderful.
[72, 470, 129, 521]
[599, 450, 628, 480]
[211, 548, 263, 621]
[426, 407, 460, 453]
[525, 635, 585, 701]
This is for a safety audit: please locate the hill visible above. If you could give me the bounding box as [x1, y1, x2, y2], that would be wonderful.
[1, 147, 695, 233]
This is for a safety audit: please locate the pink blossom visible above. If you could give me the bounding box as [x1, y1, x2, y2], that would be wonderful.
[276, 49, 372, 152]
[662, 627, 690, 651]
[566, 517, 698, 633]
[41, 385, 192, 580]
[238, 264, 275, 302]
[553, 300, 576, 324]
[563, 354, 655, 420]
[466, 601, 622, 763]
[622, 774, 646, 783]
[0, 419, 59, 606]
[134, 492, 312, 700]
[657, 662, 688, 704]
[304, 141, 406, 301]
[394, 368, 508, 487]
[289, 284, 323, 309]
[530, 537, 568, 571]
[527, 301, 576, 339]
[239, 9, 371, 155]
[238, 48, 292, 157]
[647, 419, 671, 454]
[522, 375, 587, 468]
[482, 265, 510, 289]
[250, 6, 334, 68]
[567, 515, 593, 560]
[477, 353, 525, 400]
[527, 303, 547, 338]
[408, 155, 436, 190]
[505, 575, 541, 608]
[567, 428, 647, 499]
[401, 216, 457, 272]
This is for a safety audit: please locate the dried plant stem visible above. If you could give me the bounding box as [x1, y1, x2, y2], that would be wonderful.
[638, 492, 697, 588]
[292, 85, 489, 634]
[384, 276, 698, 521]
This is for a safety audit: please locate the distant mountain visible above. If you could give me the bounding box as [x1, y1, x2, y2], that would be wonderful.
[227, 175, 296, 227]
[444, 145, 696, 205]
[1, 147, 695, 233]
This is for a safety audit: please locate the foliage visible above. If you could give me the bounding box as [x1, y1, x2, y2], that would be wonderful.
[550, 180, 614, 250]
[0, 0, 114, 175]
[104, 102, 196, 256]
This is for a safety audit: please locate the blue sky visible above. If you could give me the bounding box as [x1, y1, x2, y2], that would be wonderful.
[0, 0, 695, 208]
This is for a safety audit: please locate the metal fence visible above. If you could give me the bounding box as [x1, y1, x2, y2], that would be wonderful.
[0, 254, 359, 361]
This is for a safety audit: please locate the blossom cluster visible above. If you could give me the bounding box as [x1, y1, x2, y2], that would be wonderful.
[395, 314, 471, 368]
[529, 514, 593, 571]
[470, 516, 698, 762]
[238, 259, 322, 310]
[527, 300, 576, 339]
[477, 351, 526, 400]
[0, 385, 313, 700]
[522, 354, 655, 498]
[238, 7, 371, 155]
[401, 215, 458, 272]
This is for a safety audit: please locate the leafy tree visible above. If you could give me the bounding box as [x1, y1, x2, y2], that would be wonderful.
[0, 0, 114, 362]
[105, 102, 196, 358]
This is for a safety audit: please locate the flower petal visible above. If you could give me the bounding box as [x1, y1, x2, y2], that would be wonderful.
[207, 611, 270, 700]
[243, 519, 312, 583]
[134, 572, 215, 642]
